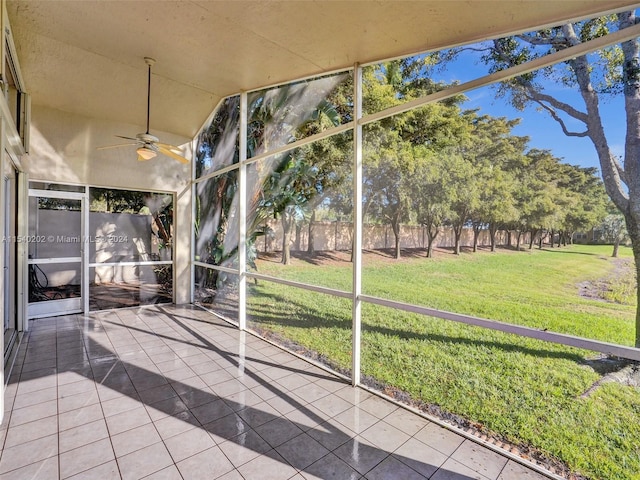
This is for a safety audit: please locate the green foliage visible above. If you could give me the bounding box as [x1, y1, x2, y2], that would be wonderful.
[600, 213, 629, 245]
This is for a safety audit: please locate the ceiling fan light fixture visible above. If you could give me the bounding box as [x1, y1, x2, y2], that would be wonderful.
[137, 146, 157, 160]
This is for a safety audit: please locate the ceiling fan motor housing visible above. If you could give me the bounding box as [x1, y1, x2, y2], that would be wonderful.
[137, 133, 160, 144]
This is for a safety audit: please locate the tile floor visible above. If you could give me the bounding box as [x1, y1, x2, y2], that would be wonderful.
[0, 305, 552, 479]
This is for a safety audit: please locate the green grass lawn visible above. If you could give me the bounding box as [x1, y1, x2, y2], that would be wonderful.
[247, 244, 640, 480]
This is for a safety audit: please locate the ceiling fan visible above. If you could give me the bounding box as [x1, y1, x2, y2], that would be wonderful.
[98, 57, 189, 164]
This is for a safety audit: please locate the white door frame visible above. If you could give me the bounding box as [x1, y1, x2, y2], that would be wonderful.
[27, 189, 86, 319]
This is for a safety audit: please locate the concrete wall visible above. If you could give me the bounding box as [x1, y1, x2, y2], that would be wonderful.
[260, 220, 516, 253]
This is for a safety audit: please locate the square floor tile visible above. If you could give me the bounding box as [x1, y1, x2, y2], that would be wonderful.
[384, 407, 431, 436]
[357, 396, 398, 420]
[111, 423, 162, 457]
[146, 396, 190, 421]
[101, 394, 143, 417]
[4, 415, 58, 448]
[59, 419, 109, 453]
[0, 457, 59, 480]
[105, 405, 152, 436]
[432, 458, 489, 480]
[310, 393, 354, 418]
[153, 410, 200, 440]
[204, 412, 251, 443]
[366, 455, 428, 480]
[498, 460, 551, 480]
[58, 378, 97, 397]
[164, 426, 217, 462]
[255, 417, 304, 448]
[332, 436, 388, 475]
[143, 465, 184, 480]
[0, 433, 58, 474]
[58, 403, 103, 431]
[13, 387, 58, 409]
[450, 440, 508, 479]
[217, 430, 272, 467]
[66, 460, 120, 480]
[59, 437, 114, 479]
[306, 417, 354, 451]
[177, 385, 216, 409]
[359, 420, 411, 452]
[16, 375, 57, 395]
[137, 383, 178, 404]
[237, 402, 280, 429]
[275, 432, 330, 470]
[333, 406, 379, 434]
[392, 437, 447, 478]
[117, 442, 174, 480]
[302, 452, 360, 480]
[414, 422, 465, 457]
[58, 390, 100, 413]
[237, 450, 298, 480]
[190, 398, 234, 425]
[294, 384, 332, 404]
[176, 446, 236, 480]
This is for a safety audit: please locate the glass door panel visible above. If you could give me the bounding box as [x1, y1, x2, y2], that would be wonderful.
[28, 194, 83, 318]
[88, 187, 173, 311]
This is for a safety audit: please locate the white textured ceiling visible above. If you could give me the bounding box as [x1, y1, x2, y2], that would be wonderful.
[6, 0, 640, 140]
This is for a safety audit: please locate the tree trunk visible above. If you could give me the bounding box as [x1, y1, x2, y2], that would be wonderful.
[628, 216, 640, 347]
[281, 215, 292, 265]
[516, 231, 522, 251]
[454, 225, 462, 255]
[529, 229, 536, 250]
[294, 223, 302, 251]
[472, 226, 480, 253]
[489, 223, 497, 252]
[392, 220, 401, 260]
[307, 210, 316, 254]
[507, 230, 512, 248]
[426, 226, 439, 258]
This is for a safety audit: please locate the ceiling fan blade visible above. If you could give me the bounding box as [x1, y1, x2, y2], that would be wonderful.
[157, 144, 189, 164]
[115, 135, 139, 141]
[97, 142, 138, 150]
[156, 142, 184, 154]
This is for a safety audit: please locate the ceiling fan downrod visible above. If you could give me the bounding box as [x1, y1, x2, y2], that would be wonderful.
[144, 57, 155, 135]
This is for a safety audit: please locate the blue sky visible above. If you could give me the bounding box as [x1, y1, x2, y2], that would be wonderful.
[428, 45, 628, 173]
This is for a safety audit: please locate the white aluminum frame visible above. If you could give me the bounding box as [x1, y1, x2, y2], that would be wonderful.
[27, 189, 85, 318]
[192, 18, 640, 387]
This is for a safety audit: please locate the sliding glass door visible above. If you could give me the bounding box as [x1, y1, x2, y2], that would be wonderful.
[27, 188, 85, 318]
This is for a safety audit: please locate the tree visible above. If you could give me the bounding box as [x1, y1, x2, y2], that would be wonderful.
[246, 75, 347, 264]
[556, 164, 609, 246]
[410, 147, 453, 257]
[480, 11, 640, 345]
[362, 61, 476, 259]
[600, 212, 629, 257]
[511, 149, 560, 250]
[464, 115, 523, 252]
[362, 64, 412, 259]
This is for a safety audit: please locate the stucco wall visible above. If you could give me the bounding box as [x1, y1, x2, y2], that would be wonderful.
[26, 105, 193, 303]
